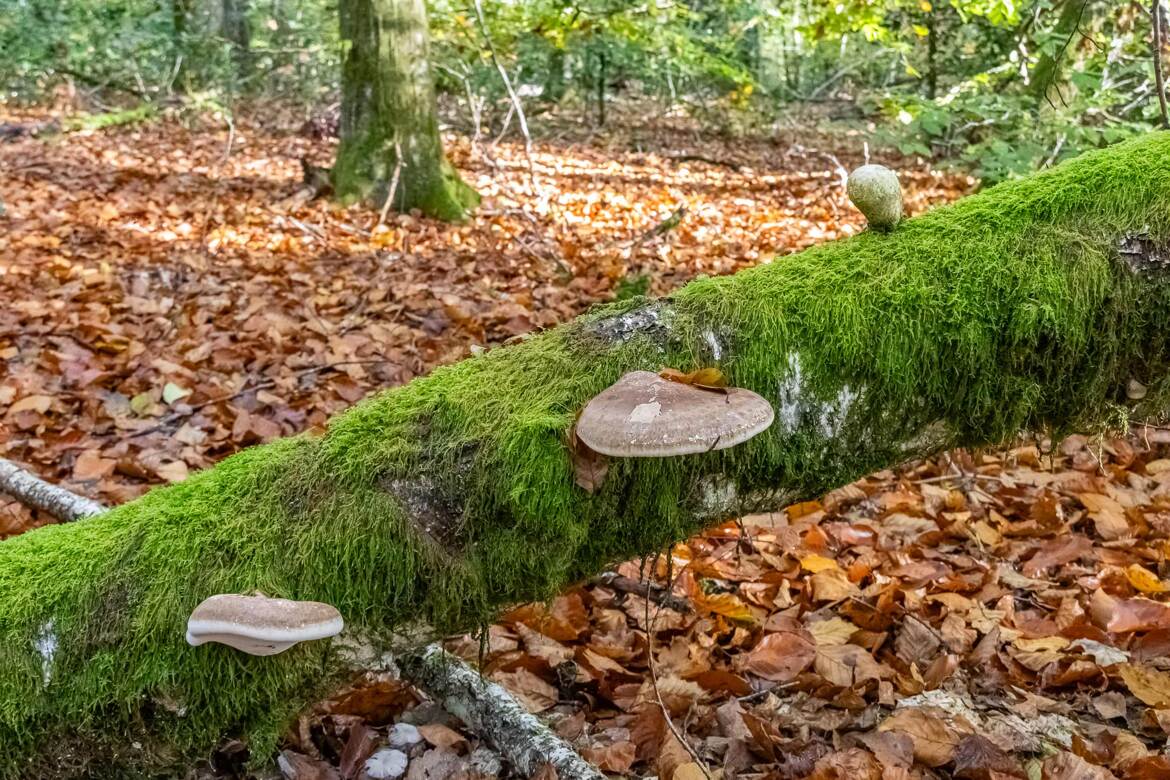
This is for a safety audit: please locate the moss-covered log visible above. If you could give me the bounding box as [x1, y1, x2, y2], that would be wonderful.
[332, 0, 479, 221]
[4, 135, 1170, 776]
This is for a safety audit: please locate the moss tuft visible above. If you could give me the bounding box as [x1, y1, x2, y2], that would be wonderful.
[3, 134, 1170, 775]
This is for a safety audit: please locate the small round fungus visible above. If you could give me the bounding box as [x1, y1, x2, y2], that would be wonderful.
[846, 164, 903, 231]
[186, 594, 344, 656]
[576, 370, 774, 457]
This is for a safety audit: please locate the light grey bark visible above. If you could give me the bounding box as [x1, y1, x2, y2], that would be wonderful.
[0, 458, 104, 522]
[400, 645, 606, 780]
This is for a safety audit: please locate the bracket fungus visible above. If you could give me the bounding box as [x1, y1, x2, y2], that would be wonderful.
[575, 370, 774, 457]
[185, 594, 344, 656]
[846, 164, 903, 231]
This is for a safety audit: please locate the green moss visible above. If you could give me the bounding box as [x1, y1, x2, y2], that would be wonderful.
[3, 133, 1170, 775]
[62, 104, 157, 132]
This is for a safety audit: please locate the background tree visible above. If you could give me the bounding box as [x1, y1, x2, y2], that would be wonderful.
[331, 0, 479, 221]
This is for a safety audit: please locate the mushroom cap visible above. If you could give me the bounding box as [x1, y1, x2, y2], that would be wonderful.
[846, 164, 903, 230]
[576, 370, 774, 457]
[186, 594, 343, 656]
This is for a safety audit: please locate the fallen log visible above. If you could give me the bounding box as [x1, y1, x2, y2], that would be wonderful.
[3, 134, 1170, 776]
[0, 462, 603, 779]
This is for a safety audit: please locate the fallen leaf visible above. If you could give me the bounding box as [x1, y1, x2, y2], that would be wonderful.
[878, 707, 964, 767]
[815, 644, 886, 687]
[740, 629, 815, 681]
[952, 733, 1024, 779]
[416, 723, 467, 751]
[1090, 589, 1170, 634]
[1078, 493, 1130, 540]
[810, 568, 861, 602]
[1126, 564, 1169, 594]
[1040, 750, 1118, 780]
[1119, 664, 1170, 708]
[1023, 535, 1093, 578]
[800, 553, 840, 573]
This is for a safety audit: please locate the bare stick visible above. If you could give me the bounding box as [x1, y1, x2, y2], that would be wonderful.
[123, 359, 398, 440]
[643, 562, 712, 778]
[400, 645, 605, 780]
[1154, 0, 1169, 129]
[374, 140, 404, 230]
[471, 0, 535, 182]
[0, 459, 104, 521]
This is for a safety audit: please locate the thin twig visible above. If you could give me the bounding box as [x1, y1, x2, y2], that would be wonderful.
[437, 63, 483, 155]
[1154, 0, 1169, 129]
[471, 0, 535, 183]
[643, 560, 711, 779]
[374, 140, 404, 230]
[123, 359, 397, 440]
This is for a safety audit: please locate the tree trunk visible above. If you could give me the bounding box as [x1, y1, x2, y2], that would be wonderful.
[596, 50, 607, 126]
[331, 0, 479, 222]
[4, 134, 1170, 776]
[925, 9, 938, 100]
[1030, 0, 1092, 104]
[542, 48, 567, 103]
[171, 0, 192, 90]
[221, 0, 252, 80]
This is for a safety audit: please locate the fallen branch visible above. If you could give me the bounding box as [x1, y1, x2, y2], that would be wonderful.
[400, 646, 604, 780]
[471, 0, 535, 181]
[1154, 0, 1169, 130]
[668, 153, 744, 171]
[592, 571, 691, 613]
[0, 458, 103, 521]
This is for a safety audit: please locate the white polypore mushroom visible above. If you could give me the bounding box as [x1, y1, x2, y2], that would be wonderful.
[575, 370, 774, 457]
[185, 594, 344, 656]
[846, 164, 903, 231]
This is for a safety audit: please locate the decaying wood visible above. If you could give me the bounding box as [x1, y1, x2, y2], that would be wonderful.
[0, 458, 104, 521]
[0, 459, 602, 777]
[399, 645, 605, 780]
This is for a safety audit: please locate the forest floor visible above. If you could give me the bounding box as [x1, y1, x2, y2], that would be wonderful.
[5, 105, 1169, 780]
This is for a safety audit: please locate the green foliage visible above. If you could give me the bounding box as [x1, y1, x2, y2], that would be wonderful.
[3, 0, 1162, 180]
[813, 1, 1161, 179]
[2, 134, 1170, 775]
[0, 0, 338, 102]
[613, 273, 652, 301]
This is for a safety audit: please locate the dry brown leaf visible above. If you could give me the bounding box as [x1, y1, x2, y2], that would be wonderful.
[1040, 750, 1118, 780]
[1126, 564, 1169, 594]
[1118, 664, 1170, 708]
[490, 668, 558, 712]
[809, 568, 861, 602]
[952, 733, 1024, 779]
[877, 707, 964, 767]
[807, 616, 858, 647]
[800, 553, 840, 573]
[1090, 589, 1170, 634]
[416, 723, 467, 751]
[1023, 535, 1093, 578]
[815, 644, 886, 687]
[740, 629, 816, 681]
[1078, 493, 1130, 540]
